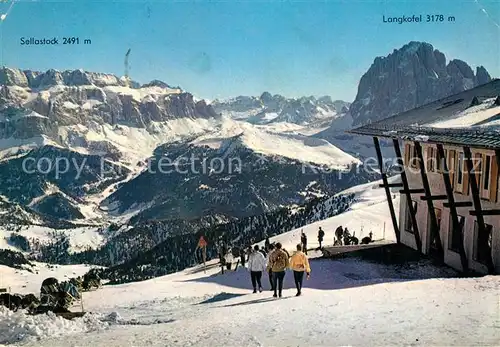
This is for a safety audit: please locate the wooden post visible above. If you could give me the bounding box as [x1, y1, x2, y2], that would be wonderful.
[437, 144, 468, 273]
[394, 139, 422, 252]
[414, 142, 442, 258]
[464, 146, 494, 274]
[202, 246, 207, 273]
[373, 136, 400, 243]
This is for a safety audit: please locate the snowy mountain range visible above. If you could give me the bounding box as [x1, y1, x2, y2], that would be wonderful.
[0, 67, 367, 231]
[0, 40, 495, 278]
[212, 92, 350, 126]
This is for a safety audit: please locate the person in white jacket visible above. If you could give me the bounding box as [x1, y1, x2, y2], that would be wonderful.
[247, 245, 267, 293]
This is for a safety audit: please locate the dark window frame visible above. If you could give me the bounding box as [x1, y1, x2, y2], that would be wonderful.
[448, 214, 464, 253]
[483, 155, 491, 191]
[405, 200, 418, 234]
[473, 221, 493, 265]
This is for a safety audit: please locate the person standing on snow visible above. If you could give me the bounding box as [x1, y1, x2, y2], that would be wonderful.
[266, 243, 276, 292]
[289, 244, 311, 296]
[265, 237, 271, 251]
[267, 242, 289, 298]
[259, 246, 267, 258]
[317, 227, 325, 249]
[335, 226, 344, 246]
[301, 231, 308, 255]
[248, 245, 267, 293]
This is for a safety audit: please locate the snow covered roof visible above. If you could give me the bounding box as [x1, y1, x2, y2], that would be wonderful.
[349, 79, 500, 149]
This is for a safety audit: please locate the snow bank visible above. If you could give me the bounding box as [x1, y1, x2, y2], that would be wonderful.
[0, 307, 108, 344]
[428, 99, 500, 128]
[0, 225, 105, 254]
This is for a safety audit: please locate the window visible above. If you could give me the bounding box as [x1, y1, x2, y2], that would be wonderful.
[484, 155, 491, 190]
[405, 200, 418, 234]
[481, 154, 492, 200]
[429, 208, 442, 252]
[476, 153, 482, 187]
[437, 148, 447, 172]
[448, 150, 456, 187]
[457, 152, 464, 185]
[404, 143, 410, 166]
[428, 147, 435, 172]
[409, 144, 418, 168]
[456, 151, 468, 194]
[448, 215, 464, 252]
[473, 221, 493, 265]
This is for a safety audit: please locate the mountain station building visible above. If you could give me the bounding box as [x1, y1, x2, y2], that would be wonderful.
[349, 79, 500, 275]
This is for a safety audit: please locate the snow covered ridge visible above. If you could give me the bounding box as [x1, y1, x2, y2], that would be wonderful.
[190, 117, 361, 168]
[0, 68, 218, 153]
[0, 67, 181, 91]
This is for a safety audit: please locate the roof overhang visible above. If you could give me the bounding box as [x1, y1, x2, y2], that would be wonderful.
[347, 125, 500, 150]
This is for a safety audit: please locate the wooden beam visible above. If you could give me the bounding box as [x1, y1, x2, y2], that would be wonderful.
[443, 201, 473, 208]
[414, 142, 441, 257]
[464, 146, 494, 274]
[437, 144, 468, 273]
[496, 149, 500, 203]
[496, 149, 500, 175]
[393, 138, 419, 247]
[470, 209, 500, 216]
[374, 136, 400, 243]
[420, 195, 448, 201]
[378, 183, 404, 188]
[399, 188, 425, 194]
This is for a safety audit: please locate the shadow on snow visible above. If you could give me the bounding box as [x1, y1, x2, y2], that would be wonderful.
[181, 257, 459, 292]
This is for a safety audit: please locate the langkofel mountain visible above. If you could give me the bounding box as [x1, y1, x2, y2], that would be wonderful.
[316, 41, 492, 159]
[349, 41, 491, 126]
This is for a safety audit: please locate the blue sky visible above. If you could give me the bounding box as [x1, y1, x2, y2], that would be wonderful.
[1, 0, 499, 101]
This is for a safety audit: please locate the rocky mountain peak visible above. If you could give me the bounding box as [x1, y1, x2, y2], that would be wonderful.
[0, 66, 218, 144]
[0, 67, 179, 91]
[350, 41, 492, 126]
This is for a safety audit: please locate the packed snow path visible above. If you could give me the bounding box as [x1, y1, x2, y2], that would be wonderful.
[2, 257, 499, 346]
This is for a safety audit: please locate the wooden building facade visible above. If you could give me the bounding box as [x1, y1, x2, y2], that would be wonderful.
[350, 79, 500, 275]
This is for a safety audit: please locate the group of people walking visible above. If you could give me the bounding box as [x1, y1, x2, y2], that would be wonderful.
[247, 242, 311, 298]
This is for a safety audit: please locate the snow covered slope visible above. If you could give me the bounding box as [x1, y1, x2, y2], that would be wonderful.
[254, 176, 400, 251]
[192, 117, 361, 168]
[1, 175, 497, 346]
[0, 225, 105, 254]
[427, 97, 500, 128]
[0, 262, 92, 294]
[1, 255, 498, 346]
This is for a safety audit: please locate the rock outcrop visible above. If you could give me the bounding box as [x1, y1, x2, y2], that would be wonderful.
[350, 41, 492, 126]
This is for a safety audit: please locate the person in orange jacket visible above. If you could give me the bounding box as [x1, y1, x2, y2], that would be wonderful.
[267, 242, 289, 298]
[289, 244, 311, 296]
